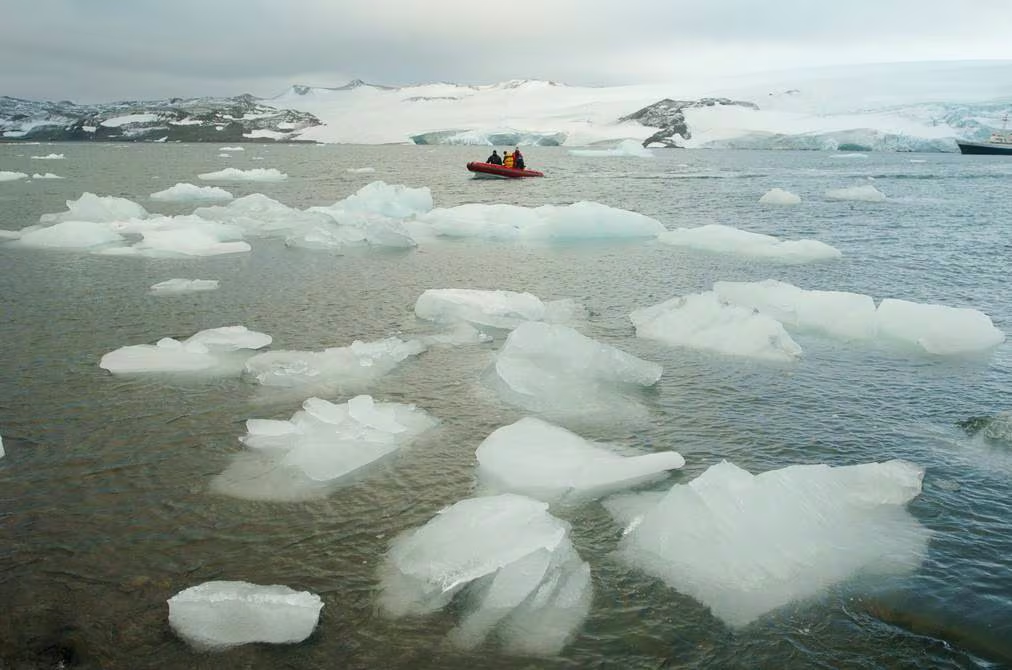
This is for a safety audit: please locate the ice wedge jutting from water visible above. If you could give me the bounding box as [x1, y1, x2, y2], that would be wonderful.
[39, 192, 148, 224]
[758, 188, 802, 205]
[379, 493, 592, 655]
[612, 459, 930, 628]
[244, 336, 425, 391]
[415, 289, 547, 330]
[876, 298, 1006, 354]
[150, 278, 220, 294]
[657, 224, 840, 264]
[476, 417, 685, 503]
[824, 184, 886, 202]
[167, 581, 323, 651]
[99, 326, 271, 375]
[630, 291, 802, 361]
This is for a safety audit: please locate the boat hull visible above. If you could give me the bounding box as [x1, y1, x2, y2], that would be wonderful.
[466, 162, 544, 179]
[956, 141, 1012, 155]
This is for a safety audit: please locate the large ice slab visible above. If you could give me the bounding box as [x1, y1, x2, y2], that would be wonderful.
[150, 183, 234, 202]
[379, 494, 591, 655]
[167, 581, 323, 650]
[149, 278, 221, 295]
[198, 168, 288, 182]
[825, 185, 886, 202]
[39, 192, 148, 224]
[0, 171, 28, 182]
[14, 221, 126, 249]
[412, 201, 665, 242]
[630, 291, 802, 361]
[99, 326, 271, 375]
[657, 224, 840, 264]
[244, 336, 425, 392]
[612, 459, 930, 628]
[476, 417, 684, 503]
[212, 395, 438, 500]
[877, 298, 1006, 355]
[414, 289, 582, 330]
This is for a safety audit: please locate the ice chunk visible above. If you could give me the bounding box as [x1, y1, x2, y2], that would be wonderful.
[150, 183, 234, 202]
[630, 291, 802, 361]
[415, 289, 547, 329]
[0, 171, 29, 182]
[825, 185, 886, 202]
[195, 193, 331, 236]
[758, 188, 801, 205]
[0, 434, 4, 459]
[30, 153, 64, 160]
[658, 224, 839, 264]
[219, 146, 244, 151]
[132, 225, 251, 257]
[31, 173, 63, 180]
[319, 180, 433, 219]
[39, 192, 148, 224]
[14, 221, 125, 249]
[714, 279, 878, 341]
[99, 325, 271, 375]
[244, 336, 425, 391]
[167, 581, 323, 650]
[877, 298, 1005, 355]
[613, 459, 930, 628]
[476, 417, 684, 503]
[379, 493, 591, 655]
[569, 139, 653, 158]
[346, 167, 376, 173]
[149, 278, 220, 295]
[198, 168, 288, 182]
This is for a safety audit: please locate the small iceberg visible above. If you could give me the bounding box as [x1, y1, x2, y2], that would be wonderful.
[150, 183, 234, 202]
[149, 278, 220, 295]
[415, 288, 582, 331]
[198, 168, 288, 182]
[758, 188, 801, 205]
[657, 223, 840, 263]
[99, 325, 271, 375]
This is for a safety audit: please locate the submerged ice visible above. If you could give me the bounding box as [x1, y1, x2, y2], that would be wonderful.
[167, 581, 323, 650]
[99, 326, 271, 375]
[379, 493, 592, 655]
[611, 459, 930, 628]
[657, 224, 840, 264]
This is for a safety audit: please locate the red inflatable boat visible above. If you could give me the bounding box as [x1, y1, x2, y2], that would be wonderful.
[467, 162, 544, 179]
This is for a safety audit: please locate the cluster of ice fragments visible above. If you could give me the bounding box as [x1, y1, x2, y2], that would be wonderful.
[414, 289, 583, 331]
[379, 494, 592, 655]
[167, 581, 323, 650]
[632, 279, 1004, 359]
[658, 224, 840, 263]
[99, 326, 271, 375]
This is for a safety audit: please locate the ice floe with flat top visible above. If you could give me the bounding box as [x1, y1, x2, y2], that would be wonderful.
[0, 171, 28, 182]
[714, 279, 1005, 354]
[410, 201, 665, 242]
[13, 221, 126, 249]
[630, 291, 803, 361]
[568, 139, 653, 158]
[657, 223, 840, 264]
[99, 326, 271, 376]
[825, 184, 886, 202]
[347, 167, 376, 173]
[212, 395, 438, 500]
[244, 336, 425, 393]
[476, 417, 684, 504]
[490, 322, 661, 425]
[150, 183, 234, 202]
[168, 581, 322, 650]
[379, 493, 592, 655]
[609, 459, 930, 628]
[758, 188, 801, 205]
[219, 146, 244, 152]
[150, 278, 220, 295]
[30, 153, 64, 160]
[31, 173, 63, 180]
[40, 192, 148, 224]
[415, 289, 584, 331]
[198, 167, 287, 182]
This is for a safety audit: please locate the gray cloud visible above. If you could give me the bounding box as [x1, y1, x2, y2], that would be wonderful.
[2, 0, 1010, 101]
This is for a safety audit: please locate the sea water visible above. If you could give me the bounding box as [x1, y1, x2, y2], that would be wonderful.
[0, 143, 1011, 668]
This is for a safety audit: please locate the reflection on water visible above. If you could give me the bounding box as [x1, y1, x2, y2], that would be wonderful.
[1, 144, 1011, 668]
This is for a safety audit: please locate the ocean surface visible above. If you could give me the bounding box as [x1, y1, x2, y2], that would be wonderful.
[1, 143, 1011, 669]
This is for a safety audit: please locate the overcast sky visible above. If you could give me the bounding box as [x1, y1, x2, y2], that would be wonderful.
[3, 0, 1011, 102]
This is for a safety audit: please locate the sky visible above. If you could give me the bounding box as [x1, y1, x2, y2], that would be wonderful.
[2, 0, 1011, 102]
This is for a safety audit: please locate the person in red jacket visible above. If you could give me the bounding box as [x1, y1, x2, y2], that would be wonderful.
[513, 147, 525, 170]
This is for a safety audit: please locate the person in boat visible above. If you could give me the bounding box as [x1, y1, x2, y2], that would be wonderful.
[486, 149, 502, 165]
[513, 147, 525, 170]
[503, 151, 515, 169]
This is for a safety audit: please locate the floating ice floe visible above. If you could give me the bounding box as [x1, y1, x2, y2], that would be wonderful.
[150, 183, 234, 202]
[39, 192, 147, 225]
[211, 395, 438, 500]
[347, 167, 376, 173]
[0, 171, 29, 182]
[630, 291, 803, 362]
[198, 167, 288, 182]
[379, 493, 592, 655]
[568, 139, 653, 158]
[411, 201, 665, 242]
[714, 279, 1005, 354]
[244, 336, 425, 392]
[14, 220, 126, 249]
[218, 153, 231, 158]
[99, 326, 271, 375]
[657, 223, 840, 264]
[0, 434, 4, 459]
[476, 417, 684, 503]
[415, 289, 583, 331]
[30, 153, 65, 160]
[315, 180, 432, 220]
[758, 188, 801, 205]
[219, 146, 244, 152]
[491, 322, 661, 423]
[609, 459, 930, 628]
[825, 185, 886, 202]
[167, 581, 323, 650]
[31, 173, 63, 180]
[149, 278, 221, 295]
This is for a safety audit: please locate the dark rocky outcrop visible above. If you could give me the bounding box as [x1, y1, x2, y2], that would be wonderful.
[619, 97, 759, 148]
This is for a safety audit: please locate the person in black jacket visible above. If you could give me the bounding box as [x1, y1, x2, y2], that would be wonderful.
[486, 150, 502, 165]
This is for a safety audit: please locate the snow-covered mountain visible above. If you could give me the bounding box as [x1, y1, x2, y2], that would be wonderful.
[4, 61, 1012, 151]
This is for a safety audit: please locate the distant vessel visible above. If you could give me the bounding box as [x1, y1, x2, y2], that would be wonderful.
[957, 114, 1012, 155]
